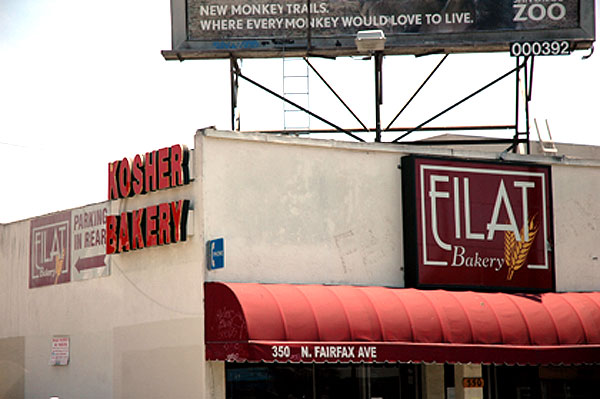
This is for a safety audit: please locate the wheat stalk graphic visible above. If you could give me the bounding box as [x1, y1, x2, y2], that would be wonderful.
[54, 249, 65, 285]
[504, 216, 539, 280]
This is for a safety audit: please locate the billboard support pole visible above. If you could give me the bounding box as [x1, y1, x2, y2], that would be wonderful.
[230, 57, 240, 131]
[375, 51, 383, 142]
[522, 56, 531, 154]
[512, 55, 534, 154]
[525, 56, 535, 154]
[514, 56, 520, 153]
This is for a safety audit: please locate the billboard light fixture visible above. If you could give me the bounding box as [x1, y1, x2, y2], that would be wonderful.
[355, 30, 386, 53]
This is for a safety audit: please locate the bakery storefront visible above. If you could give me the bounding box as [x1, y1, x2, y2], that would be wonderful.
[204, 150, 600, 399]
[2, 129, 600, 399]
[207, 282, 600, 399]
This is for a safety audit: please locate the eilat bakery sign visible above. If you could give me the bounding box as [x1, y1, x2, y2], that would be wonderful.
[106, 144, 191, 254]
[401, 156, 554, 292]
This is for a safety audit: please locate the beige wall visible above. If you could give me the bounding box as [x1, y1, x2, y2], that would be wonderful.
[422, 364, 444, 399]
[552, 164, 600, 291]
[201, 131, 405, 287]
[0, 336, 24, 399]
[113, 318, 204, 399]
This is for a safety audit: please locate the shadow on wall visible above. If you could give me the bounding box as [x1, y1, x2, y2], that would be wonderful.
[0, 336, 25, 399]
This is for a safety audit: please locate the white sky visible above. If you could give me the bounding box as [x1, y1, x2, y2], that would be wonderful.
[1, 0, 598, 223]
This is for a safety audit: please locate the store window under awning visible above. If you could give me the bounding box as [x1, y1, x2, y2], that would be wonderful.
[204, 282, 600, 365]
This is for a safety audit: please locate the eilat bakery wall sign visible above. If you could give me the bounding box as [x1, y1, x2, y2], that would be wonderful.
[401, 155, 555, 292]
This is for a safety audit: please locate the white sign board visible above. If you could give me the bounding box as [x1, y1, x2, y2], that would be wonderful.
[71, 203, 110, 281]
[50, 336, 70, 366]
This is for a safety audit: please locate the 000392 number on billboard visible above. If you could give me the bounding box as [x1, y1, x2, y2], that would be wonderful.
[510, 41, 570, 57]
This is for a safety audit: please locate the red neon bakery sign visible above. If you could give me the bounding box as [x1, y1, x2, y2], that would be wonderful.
[401, 156, 554, 292]
[106, 145, 191, 254]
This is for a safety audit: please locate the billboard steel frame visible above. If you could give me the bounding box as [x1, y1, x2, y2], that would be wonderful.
[229, 54, 536, 153]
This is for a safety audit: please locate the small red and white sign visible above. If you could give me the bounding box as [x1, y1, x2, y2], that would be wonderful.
[50, 336, 70, 366]
[30, 211, 71, 288]
[402, 156, 554, 292]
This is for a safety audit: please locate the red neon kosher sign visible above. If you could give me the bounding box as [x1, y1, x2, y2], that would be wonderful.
[108, 144, 190, 200]
[401, 156, 554, 292]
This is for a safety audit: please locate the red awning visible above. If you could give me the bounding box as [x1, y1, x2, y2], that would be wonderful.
[205, 282, 600, 365]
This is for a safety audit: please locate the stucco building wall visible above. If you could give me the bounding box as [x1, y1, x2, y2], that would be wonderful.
[1, 129, 599, 398]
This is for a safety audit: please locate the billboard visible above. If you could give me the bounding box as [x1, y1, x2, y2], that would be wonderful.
[401, 156, 554, 292]
[163, 0, 595, 60]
